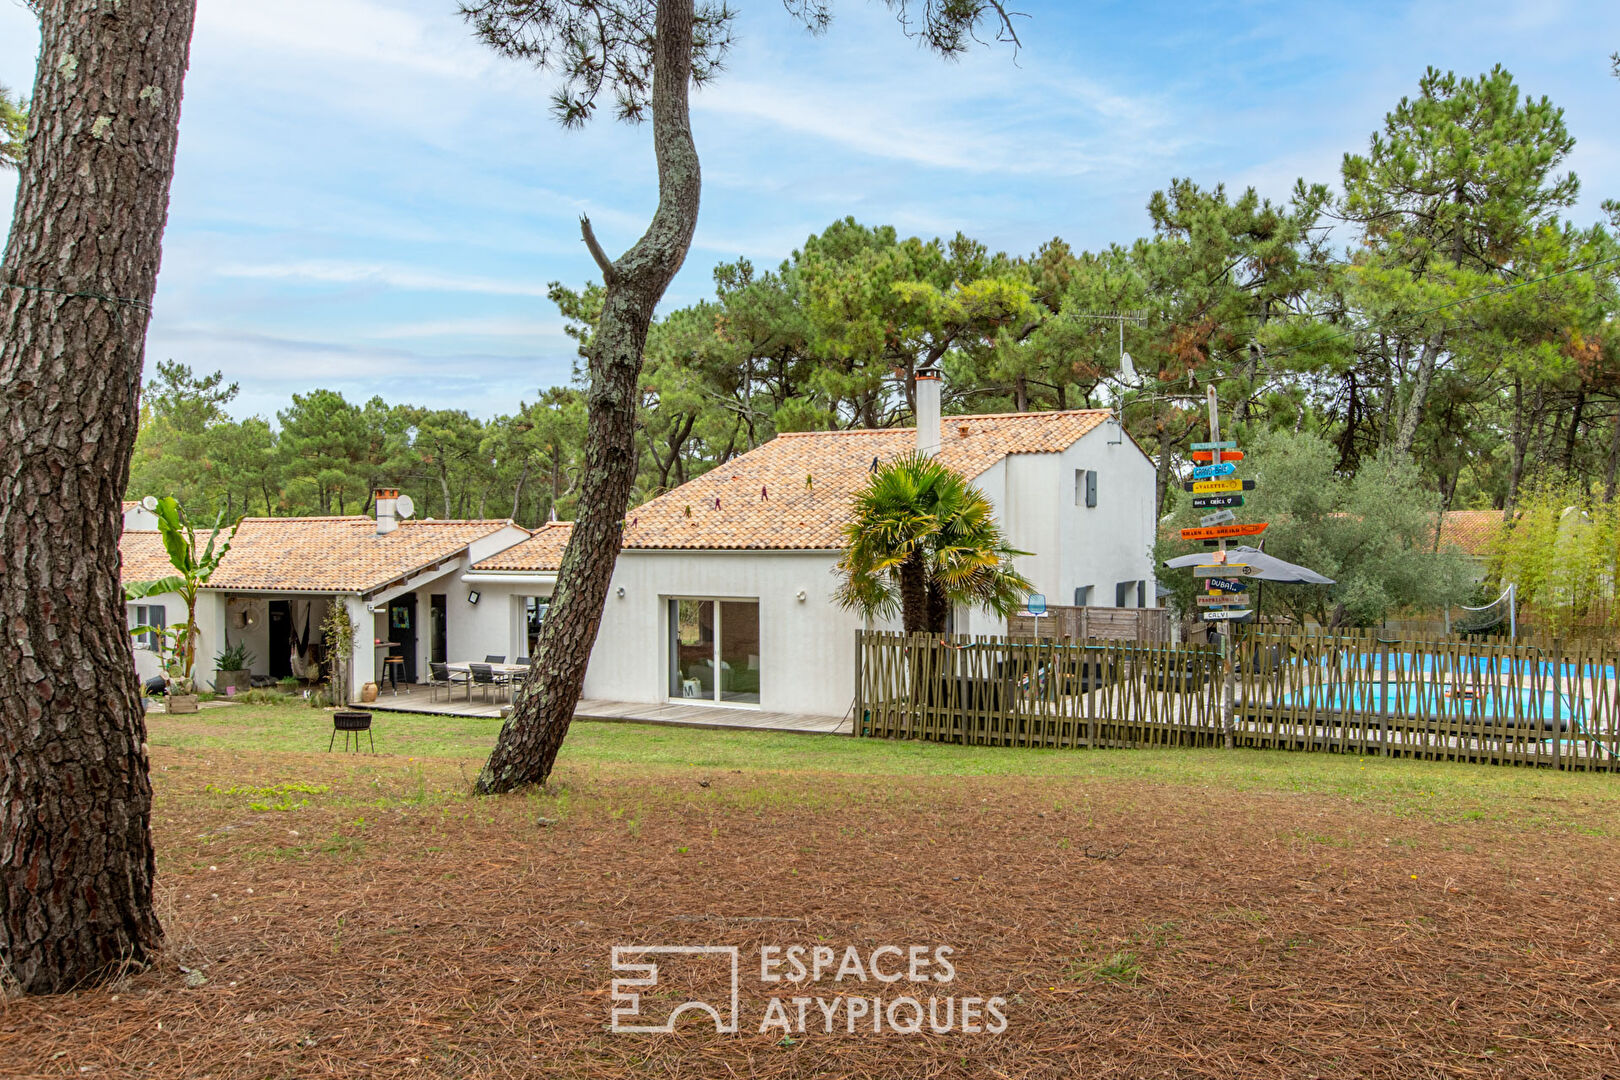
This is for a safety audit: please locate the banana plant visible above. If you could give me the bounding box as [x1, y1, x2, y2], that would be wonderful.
[124, 497, 239, 692]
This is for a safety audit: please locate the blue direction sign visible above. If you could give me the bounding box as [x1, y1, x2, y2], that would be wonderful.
[1204, 577, 1249, 593]
[1190, 440, 1237, 452]
[1191, 462, 1237, 479]
[1026, 593, 1046, 615]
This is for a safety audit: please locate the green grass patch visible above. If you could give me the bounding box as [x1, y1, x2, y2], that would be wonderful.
[147, 704, 1620, 831]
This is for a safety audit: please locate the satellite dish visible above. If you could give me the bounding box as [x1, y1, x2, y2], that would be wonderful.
[1119, 350, 1138, 384]
[395, 494, 415, 520]
[141, 495, 159, 511]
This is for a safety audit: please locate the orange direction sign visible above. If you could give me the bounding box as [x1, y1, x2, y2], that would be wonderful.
[1179, 522, 1268, 542]
[1190, 449, 1245, 463]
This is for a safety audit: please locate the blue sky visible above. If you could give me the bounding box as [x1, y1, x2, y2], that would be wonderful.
[2, 0, 1617, 421]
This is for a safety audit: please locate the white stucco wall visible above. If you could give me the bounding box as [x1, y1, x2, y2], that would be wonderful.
[580, 549, 880, 718]
[445, 578, 556, 666]
[958, 420, 1156, 633]
[126, 590, 225, 691]
[1052, 420, 1157, 609]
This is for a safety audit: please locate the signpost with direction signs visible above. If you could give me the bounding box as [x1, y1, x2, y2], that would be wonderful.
[1181, 392, 1261, 749]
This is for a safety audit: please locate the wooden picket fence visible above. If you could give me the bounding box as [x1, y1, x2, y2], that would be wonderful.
[854, 630, 1620, 772]
[855, 632, 1225, 750]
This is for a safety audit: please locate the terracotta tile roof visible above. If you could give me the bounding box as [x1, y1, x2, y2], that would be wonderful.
[200, 517, 514, 594]
[621, 410, 1112, 551]
[473, 522, 574, 571]
[1436, 510, 1503, 557]
[120, 531, 179, 584]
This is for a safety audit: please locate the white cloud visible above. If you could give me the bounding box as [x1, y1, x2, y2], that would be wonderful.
[365, 316, 568, 341]
[215, 260, 559, 298]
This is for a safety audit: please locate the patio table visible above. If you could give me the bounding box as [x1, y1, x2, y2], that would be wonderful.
[446, 661, 529, 702]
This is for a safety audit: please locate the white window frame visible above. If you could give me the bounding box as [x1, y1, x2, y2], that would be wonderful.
[665, 595, 761, 709]
[129, 603, 165, 651]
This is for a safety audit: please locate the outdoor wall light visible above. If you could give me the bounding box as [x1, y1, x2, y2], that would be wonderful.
[467, 589, 481, 605]
[616, 586, 626, 598]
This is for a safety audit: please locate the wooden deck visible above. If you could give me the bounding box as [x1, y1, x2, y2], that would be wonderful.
[356, 683, 851, 735]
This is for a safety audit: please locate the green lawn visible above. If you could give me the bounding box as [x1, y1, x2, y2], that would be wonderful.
[149, 700, 1620, 831]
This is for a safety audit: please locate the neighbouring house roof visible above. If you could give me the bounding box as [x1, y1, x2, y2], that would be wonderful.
[472, 521, 574, 572]
[620, 410, 1114, 551]
[121, 530, 179, 584]
[1435, 509, 1503, 558]
[119, 516, 521, 595]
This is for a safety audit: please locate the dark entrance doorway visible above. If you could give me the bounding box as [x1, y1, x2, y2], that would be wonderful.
[429, 594, 447, 665]
[387, 594, 419, 684]
[268, 600, 292, 678]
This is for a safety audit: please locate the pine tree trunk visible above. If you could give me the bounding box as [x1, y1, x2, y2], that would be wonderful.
[0, 0, 195, 994]
[1604, 406, 1620, 502]
[477, 0, 700, 794]
[1392, 333, 1441, 458]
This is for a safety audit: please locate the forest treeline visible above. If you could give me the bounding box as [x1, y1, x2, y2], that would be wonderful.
[128, 66, 1620, 528]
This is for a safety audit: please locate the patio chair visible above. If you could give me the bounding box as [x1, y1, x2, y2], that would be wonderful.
[469, 663, 511, 704]
[429, 662, 468, 703]
[484, 654, 506, 664]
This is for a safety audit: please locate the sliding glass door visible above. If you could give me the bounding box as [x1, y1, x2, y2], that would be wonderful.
[668, 598, 760, 705]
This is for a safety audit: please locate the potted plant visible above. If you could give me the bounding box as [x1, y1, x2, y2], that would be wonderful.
[125, 496, 238, 714]
[214, 642, 255, 695]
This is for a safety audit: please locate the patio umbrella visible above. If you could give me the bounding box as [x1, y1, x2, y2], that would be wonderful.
[1162, 545, 1335, 585]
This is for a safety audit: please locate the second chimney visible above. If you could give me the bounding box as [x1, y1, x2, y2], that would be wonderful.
[915, 366, 941, 456]
[375, 488, 399, 535]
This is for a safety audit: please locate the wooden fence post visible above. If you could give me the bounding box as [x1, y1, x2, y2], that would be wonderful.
[853, 629, 864, 738]
[1552, 638, 1562, 771]
[1380, 639, 1392, 758]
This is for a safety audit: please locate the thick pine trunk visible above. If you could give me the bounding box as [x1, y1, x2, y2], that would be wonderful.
[0, 0, 196, 993]
[477, 0, 700, 794]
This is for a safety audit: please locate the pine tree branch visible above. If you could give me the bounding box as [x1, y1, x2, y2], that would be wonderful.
[579, 215, 619, 285]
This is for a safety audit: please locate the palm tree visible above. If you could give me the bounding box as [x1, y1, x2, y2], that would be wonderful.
[835, 453, 1034, 634]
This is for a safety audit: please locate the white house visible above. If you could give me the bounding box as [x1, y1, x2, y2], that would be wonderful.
[121, 493, 529, 700]
[474, 382, 1157, 718]
[120, 387, 1155, 717]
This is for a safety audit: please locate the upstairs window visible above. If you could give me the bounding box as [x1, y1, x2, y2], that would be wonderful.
[1075, 469, 1097, 508]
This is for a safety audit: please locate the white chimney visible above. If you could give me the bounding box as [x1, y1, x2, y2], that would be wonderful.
[374, 488, 398, 535]
[915, 366, 941, 456]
